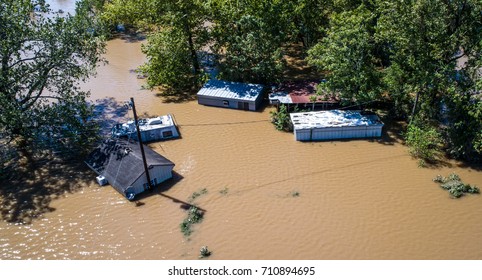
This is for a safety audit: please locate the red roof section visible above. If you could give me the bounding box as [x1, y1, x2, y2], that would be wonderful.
[276, 81, 340, 104]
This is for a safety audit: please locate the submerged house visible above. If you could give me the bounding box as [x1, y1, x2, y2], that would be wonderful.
[197, 79, 265, 111]
[269, 81, 339, 110]
[85, 139, 175, 200]
[111, 114, 179, 142]
[290, 110, 384, 141]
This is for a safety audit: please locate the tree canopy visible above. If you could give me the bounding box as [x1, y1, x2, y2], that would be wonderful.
[0, 0, 105, 158]
[308, 4, 381, 103]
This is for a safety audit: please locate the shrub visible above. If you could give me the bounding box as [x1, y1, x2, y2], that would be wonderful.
[199, 246, 211, 258]
[405, 121, 443, 166]
[180, 206, 204, 237]
[189, 188, 208, 202]
[433, 173, 479, 198]
[270, 104, 292, 131]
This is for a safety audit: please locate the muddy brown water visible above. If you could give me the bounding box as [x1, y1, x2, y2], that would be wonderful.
[1, 2, 482, 259]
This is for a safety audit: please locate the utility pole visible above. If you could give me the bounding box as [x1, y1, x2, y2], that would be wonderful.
[130, 97, 152, 191]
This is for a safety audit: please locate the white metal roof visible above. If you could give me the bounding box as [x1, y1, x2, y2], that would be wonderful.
[290, 110, 383, 129]
[268, 91, 293, 104]
[197, 79, 264, 102]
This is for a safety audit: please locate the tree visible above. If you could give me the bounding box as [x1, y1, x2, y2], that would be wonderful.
[207, 0, 290, 84]
[443, 83, 482, 160]
[0, 0, 105, 158]
[270, 104, 292, 131]
[405, 119, 443, 166]
[292, 0, 331, 48]
[104, 0, 208, 91]
[307, 5, 381, 103]
[101, 0, 160, 30]
[377, 0, 481, 120]
[213, 14, 284, 84]
[139, 26, 197, 90]
[377, 0, 482, 160]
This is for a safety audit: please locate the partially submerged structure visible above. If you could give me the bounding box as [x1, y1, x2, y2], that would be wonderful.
[197, 79, 265, 111]
[85, 139, 175, 200]
[290, 110, 384, 141]
[269, 81, 339, 110]
[111, 114, 179, 142]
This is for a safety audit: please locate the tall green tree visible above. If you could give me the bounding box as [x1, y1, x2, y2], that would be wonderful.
[213, 14, 284, 84]
[140, 26, 195, 90]
[0, 0, 105, 158]
[307, 5, 381, 103]
[207, 0, 290, 83]
[291, 0, 331, 48]
[377, 0, 481, 120]
[103, 0, 207, 90]
[101, 0, 160, 29]
[377, 0, 482, 160]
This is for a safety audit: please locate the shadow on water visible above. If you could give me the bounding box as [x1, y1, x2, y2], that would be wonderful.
[130, 172, 206, 212]
[369, 115, 406, 146]
[155, 89, 197, 104]
[110, 32, 146, 43]
[0, 159, 94, 224]
[92, 97, 129, 135]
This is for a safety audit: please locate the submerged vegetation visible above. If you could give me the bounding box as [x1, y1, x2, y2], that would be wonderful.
[405, 120, 443, 167]
[181, 189, 208, 236]
[189, 188, 208, 202]
[270, 104, 292, 132]
[180, 206, 204, 237]
[199, 246, 212, 258]
[433, 173, 479, 198]
[219, 187, 229, 195]
[290, 191, 300, 197]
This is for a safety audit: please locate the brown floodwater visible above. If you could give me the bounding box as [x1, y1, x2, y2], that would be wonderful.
[1, 2, 481, 259]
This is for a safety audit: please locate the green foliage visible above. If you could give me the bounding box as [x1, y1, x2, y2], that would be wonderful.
[405, 120, 443, 166]
[140, 27, 196, 90]
[291, 0, 331, 48]
[290, 191, 300, 197]
[199, 246, 212, 258]
[106, 0, 207, 92]
[219, 187, 229, 195]
[188, 188, 208, 202]
[101, 0, 160, 30]
[0, 0, 105, 158]
[213, 14, 284, 84]
[433, 173, 479, 198]
[444, 90, 482, 161]
[377, 0, 482, 120]
[377, 0, 482, 162]
[180, 206, 204, 236]
[307, 5, 381, 103]
[270, 104, 292, 131]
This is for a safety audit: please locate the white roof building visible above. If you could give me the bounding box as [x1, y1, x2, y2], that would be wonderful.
[290, 110, 384, 141]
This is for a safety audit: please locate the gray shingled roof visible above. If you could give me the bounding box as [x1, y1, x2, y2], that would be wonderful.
[197, 79, 264, 101]
[85, 139, 174, 194]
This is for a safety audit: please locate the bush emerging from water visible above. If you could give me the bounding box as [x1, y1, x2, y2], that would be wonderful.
[433, 173, 479, 198]
[270, 104, 292, 131]
[405, 120, 443, 167]
[189, 188, 208, 202]
[180, 206, 204, 236]
[219, 187, 229, 195]
[199, 246, 211, 258]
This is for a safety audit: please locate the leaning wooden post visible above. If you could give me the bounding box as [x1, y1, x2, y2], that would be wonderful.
[130, 97, 152, 191]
